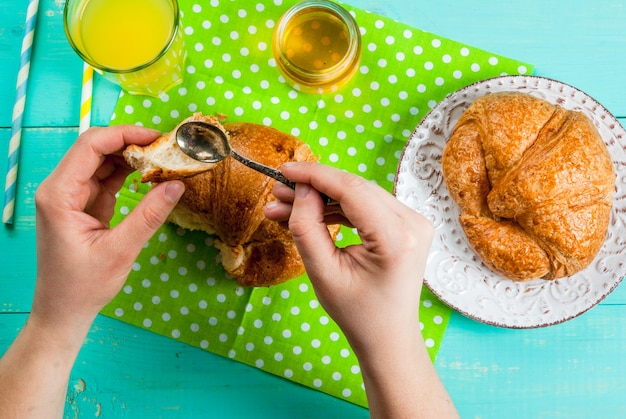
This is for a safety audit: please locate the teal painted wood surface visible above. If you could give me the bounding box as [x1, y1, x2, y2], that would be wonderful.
[1, 0, 625, 417]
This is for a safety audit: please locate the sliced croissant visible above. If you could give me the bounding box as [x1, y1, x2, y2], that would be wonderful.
[124, 113, 340, 287]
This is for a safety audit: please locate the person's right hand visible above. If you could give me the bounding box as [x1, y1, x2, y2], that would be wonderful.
[264, 162, 458, 418]
[265, 162, 433, 353]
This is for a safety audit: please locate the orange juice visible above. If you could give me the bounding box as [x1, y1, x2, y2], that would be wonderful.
[74, 0, 175, 70]
[64, 0, 185, 97]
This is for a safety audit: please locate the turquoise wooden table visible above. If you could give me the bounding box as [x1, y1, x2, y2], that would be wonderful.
[1, 0, 625, 417]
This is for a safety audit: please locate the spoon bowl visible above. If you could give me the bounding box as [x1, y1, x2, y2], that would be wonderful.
[175, 121, 231, 163]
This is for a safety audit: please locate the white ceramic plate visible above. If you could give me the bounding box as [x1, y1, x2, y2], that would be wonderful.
[394, 75, 626, 328]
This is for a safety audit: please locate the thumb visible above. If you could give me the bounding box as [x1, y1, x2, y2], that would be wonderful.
[114, 181, 185, 251]
[289, 183, 337, 276]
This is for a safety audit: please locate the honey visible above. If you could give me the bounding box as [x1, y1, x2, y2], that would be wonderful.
[273, 1, 361, 94]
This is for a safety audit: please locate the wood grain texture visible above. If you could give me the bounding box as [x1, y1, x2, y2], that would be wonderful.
[0, 127, 75, 312]
[438, 304, 626, 418]
[0, 314, 368, 418]
[1, 0, 625, 417]
[0, 1, 84, 128]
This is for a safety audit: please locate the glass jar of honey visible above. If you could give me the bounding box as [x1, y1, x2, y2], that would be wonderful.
[272, 0, 362, 94]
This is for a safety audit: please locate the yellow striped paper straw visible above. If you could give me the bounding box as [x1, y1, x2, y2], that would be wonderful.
[3, 0, 40, 224]
[79, 62, 94, 134]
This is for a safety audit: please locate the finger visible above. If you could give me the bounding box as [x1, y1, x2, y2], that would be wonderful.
[271, 182, 296, 203]
[52, 125, 161, 188]
[92, 155, 117, 182]
[288, 183, 338, 275]
[281, 162, 413, 253]
[98, 163, 134, 198]
[265, 197, 351, 227]
[263, 200, 293, 222]
[84, 167, 134, 224]
[92, 154, 131, 183]
[281, 162, 389, 202]
[41, 126, 161, 214]
[112, 181, 185, 252]
[84, 125, 162, 155]
[282, 162, 397, 219]
[85, 155, 132, 208]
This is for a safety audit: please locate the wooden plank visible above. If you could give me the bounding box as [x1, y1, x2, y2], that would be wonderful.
[436, 305, 626, 418]
[0, 0, 84, 128]
[0, 0, 27, 128]
[0, 314, 368, 417]
[0, 127, 76, 312]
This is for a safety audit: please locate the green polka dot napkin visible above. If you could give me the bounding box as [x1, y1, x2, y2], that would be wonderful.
[101, 0, 533, 407]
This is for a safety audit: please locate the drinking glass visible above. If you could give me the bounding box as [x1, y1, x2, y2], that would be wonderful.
[64, 0, 186, 98]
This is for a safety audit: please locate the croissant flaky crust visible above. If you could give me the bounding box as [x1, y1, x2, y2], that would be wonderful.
[442, 92, 615, 281]
[124, 114, 339, 287]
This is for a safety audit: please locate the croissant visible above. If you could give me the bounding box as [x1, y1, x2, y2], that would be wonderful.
[442, 92, 615, 281]
[124, 113, 339, 287]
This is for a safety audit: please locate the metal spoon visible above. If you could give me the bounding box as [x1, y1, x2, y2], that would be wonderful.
[176, 121, 296, 188]
[175, 121, 336, 205]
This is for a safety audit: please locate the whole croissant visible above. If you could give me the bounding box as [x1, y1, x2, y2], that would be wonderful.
[442, 92, 615, 281]
[124, 113, 339, 287]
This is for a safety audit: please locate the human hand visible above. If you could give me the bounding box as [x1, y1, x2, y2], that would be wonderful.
[264, 163, 459, 418]
[33, 125, 185, 336]
[264, 162, 434, 355]
[0, 126, 184, 419]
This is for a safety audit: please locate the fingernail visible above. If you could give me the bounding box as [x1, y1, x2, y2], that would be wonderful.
[280, 161, 297, 170]
[265, 200, 279, 210]
[164, 181, 185, 203]
[295, 183, 311, 199]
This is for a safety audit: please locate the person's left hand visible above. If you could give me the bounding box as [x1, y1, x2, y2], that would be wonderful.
[32, 125, 185, 335]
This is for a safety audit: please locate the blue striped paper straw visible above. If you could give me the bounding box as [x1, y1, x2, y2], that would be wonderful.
[79, 62, 94, 134]
[3, 0, 40, 224]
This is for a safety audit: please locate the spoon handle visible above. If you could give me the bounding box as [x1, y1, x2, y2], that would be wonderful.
[230, 151, 336, 206]
[230, 150, 296, 188]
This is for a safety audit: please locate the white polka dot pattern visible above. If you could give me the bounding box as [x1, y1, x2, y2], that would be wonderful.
[102, 0, 532, 407]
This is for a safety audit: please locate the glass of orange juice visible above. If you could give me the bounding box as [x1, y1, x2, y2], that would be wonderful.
[64, 0, 186, 98]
